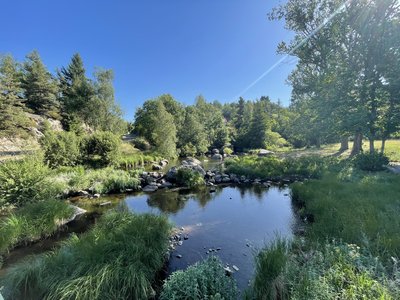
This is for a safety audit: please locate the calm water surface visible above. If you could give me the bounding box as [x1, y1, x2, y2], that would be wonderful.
[122, 185, 295, 290]
[1, 184, 296, 292]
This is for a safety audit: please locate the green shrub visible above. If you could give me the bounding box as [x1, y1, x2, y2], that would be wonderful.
[354, 152, 389, 171]
[222, 147, 233, 155]
[0, 199, 73, 253]
[2, 211, 171, 300]
[40, 131, 81, 168]
[176, 168, 205, 188]
[249, 241, 399, 300]
[130, 136, 151, 151]
[286, 242, 398, 300]
[0, 156, 59, 207]
[160, 256, 239, 300]
[81, 131, 121, 166]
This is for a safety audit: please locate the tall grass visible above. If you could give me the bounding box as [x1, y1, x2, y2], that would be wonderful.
[56, 167, 141, 194]
[115, 152, 164, 170]
[1, 211, 171, 300]
[291, 172, 400, 259]
[246, 239, 289, 300]
[0, 200, 73, 253]
[225, 155, 329, 179]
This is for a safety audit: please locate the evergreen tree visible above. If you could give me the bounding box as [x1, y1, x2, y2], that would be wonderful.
[22, 51, 60, 118]
[58, 53, 94, 124]
[0, 55, 31, 137]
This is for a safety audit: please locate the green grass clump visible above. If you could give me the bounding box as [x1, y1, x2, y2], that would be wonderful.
[291, 172, 400, 259]
[160, 256, 239, 300]
[247, 239, 288, 300]
[2, 211, 171, 300]
[115, 152, 164, 170]
[0, 155, 60, 207]
[176, 168, 205, 188]
[63, 167, 140, 194]
[0, 200, 73, 253]
[225, 155, 329, 180]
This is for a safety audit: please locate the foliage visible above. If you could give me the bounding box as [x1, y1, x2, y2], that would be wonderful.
[246, 239, 289, 300]
[222, 147, 233, 155]
[0, 54, 32, 137]
[1, 211, 171, 300]
[40, 130, 81, 168]
[22, 51, 60, 119]
[160, 256, 239, 300]
[115, 152, 163, 170]
[0, 199, 73, 254]
[81, 131, 121, 165]
[176, 168, 205, 188]
[64, 167, 140, 194]
[291, 172, 400, 258]
[225, 155, 328, 179]
[249, 240, 399, 300]
[130, 136, 151, 151]
[353, 152, 389, 171]
[0, 155, 60, 207]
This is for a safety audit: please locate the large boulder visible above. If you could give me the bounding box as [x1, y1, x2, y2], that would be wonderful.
[142, 185, 158, 192]
[211, 154, 223, 160]
[182, 157, 202, 166]
[258, 149, 275, 156]
[212, 148, 220, 154]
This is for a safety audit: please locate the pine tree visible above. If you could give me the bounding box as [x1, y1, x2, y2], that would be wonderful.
[22, 51, 60, 118]
[58, 53, 94, 122]
[0, 55, 31, 137]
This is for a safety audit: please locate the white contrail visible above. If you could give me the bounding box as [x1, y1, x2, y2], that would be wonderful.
[233, 0, 350, 100]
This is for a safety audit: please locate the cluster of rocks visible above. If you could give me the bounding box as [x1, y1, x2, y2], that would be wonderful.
[138, 156, 300, 193]
[169, 227, 189, 258]
[151, 159, 169, 171]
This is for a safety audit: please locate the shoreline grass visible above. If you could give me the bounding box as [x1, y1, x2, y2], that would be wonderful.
[0, 200, 73, 254]
[1, 211, 171, 300]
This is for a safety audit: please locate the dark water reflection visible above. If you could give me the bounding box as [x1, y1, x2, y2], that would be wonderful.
[123, 185, 295, 290]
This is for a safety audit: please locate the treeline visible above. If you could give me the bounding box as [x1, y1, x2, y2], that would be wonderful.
[270, 0, 400, 154]
[132, 94, 302, 157]
[0, 51, 126, 137]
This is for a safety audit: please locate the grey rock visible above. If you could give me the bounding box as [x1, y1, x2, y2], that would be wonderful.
[142, 185, 158, 192]
[211, 154, 223, 160]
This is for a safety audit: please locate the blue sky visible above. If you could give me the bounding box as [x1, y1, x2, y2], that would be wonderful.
[1, 0, 295, 120]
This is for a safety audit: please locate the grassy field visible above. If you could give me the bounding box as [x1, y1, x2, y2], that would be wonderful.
[278, 139, 400, 162]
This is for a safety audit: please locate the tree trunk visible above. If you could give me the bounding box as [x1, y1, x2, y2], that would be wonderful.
[339, 136, 349, 151]
[350, 131, 363, 156]
[381, 137, 386, 153]
[369, 138, 375, 154]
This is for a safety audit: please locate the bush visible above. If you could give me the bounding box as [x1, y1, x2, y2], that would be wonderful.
[0, 156, 60, 207]
[81, 131, 121, 166]
[176, 168, 205, 188]
[354, 152, 389, 171]
[160, 256, 239, 300]
[249, 240, 399, 300]
[130, 136, 151, 151]
[2, 211, 171, 300]
[40, 131, 81, 168]
[222, 147, 233, 155]
[0, 199, 73, 253]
